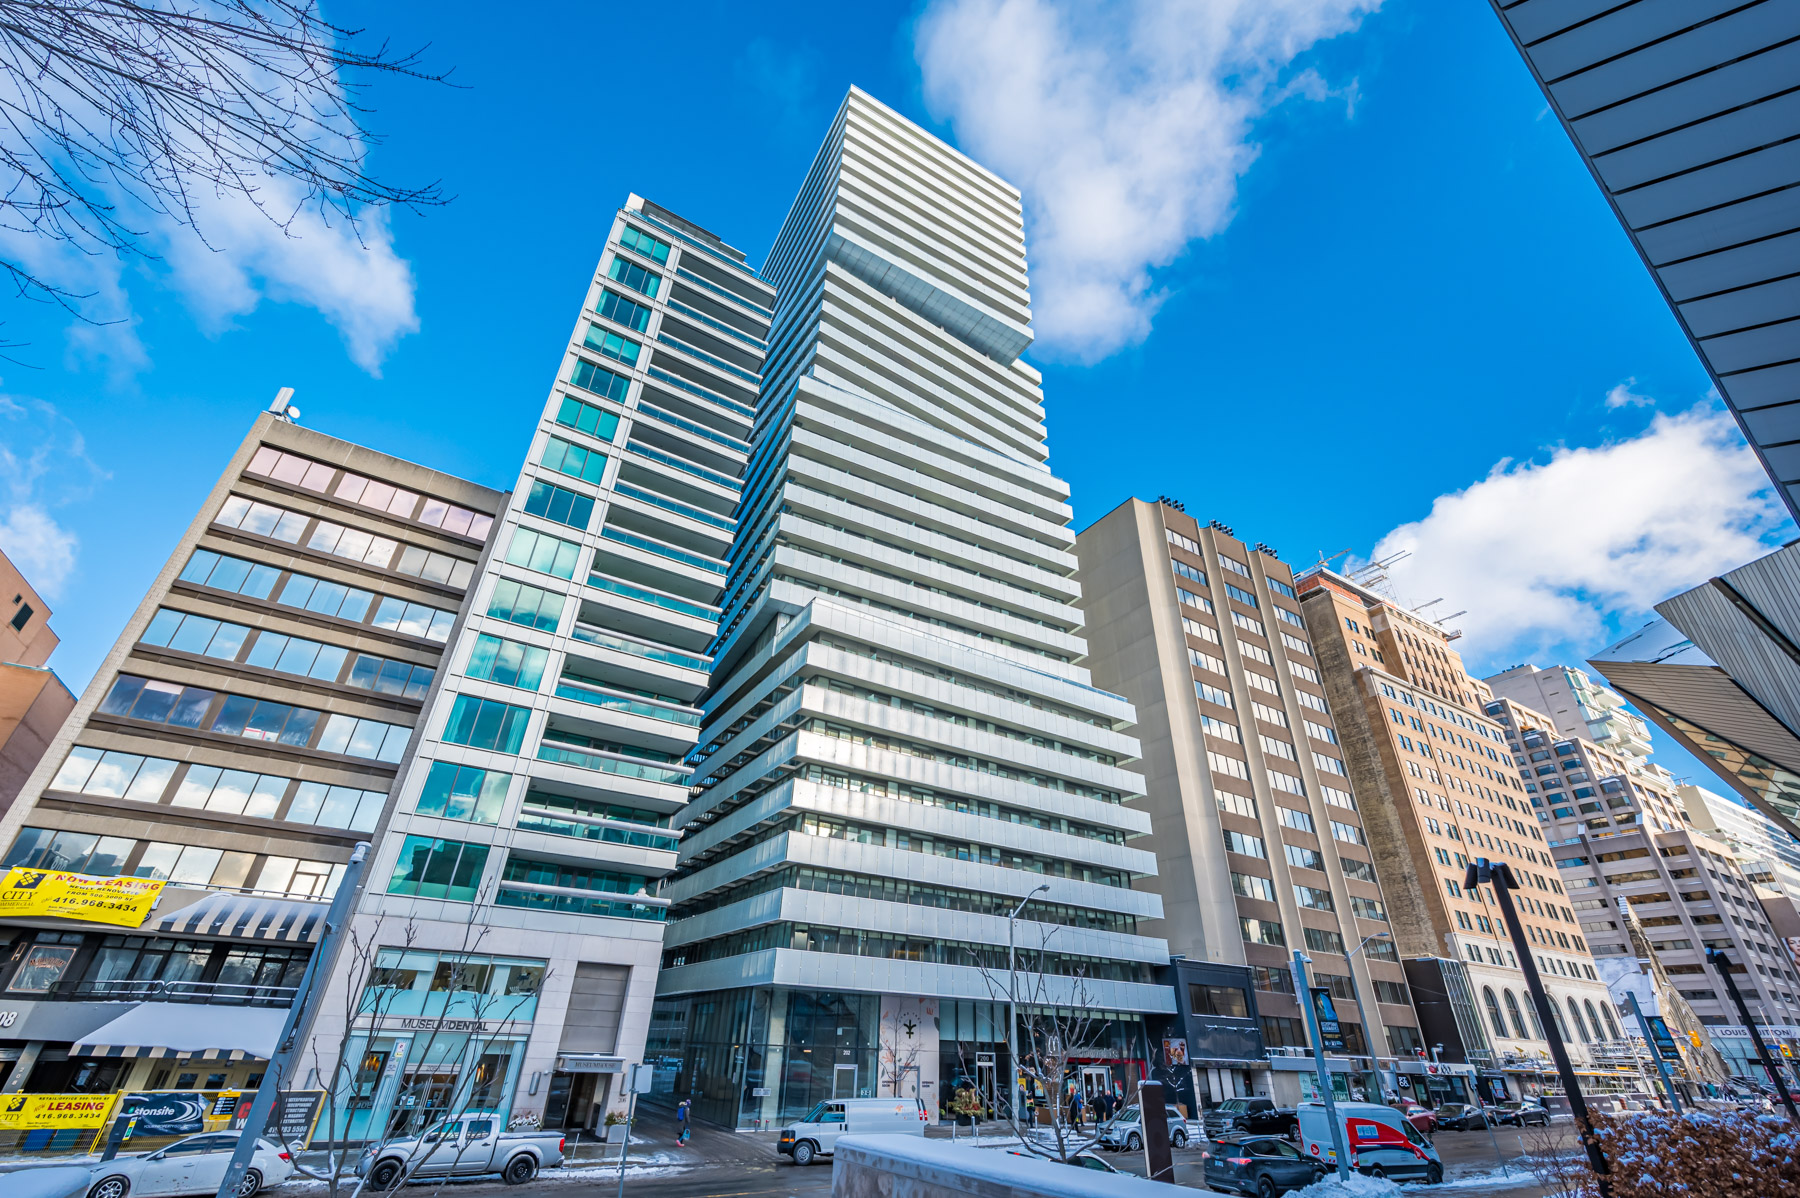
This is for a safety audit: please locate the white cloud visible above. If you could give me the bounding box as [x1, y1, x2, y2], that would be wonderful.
[915, 0, 1380, 361]
[0, 396, 107, 598]
[1364, 404, 1793, 668]
[1604, 377, 1653, 409]
[152, 177, 419, 374]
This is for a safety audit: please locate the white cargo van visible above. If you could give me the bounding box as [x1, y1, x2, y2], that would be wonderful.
[777, 1097, 929, 1165]
[1296, 1101, 1442, 1183]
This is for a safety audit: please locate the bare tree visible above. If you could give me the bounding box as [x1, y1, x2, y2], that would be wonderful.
[274, 886, 546, 1197]
[878, 1001, 926, 1105]
[0, 0, 449, 313]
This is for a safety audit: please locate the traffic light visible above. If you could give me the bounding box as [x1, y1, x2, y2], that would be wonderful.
[1688, 1031, 1703, 1049]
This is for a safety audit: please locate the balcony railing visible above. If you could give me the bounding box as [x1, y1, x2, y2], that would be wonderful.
[626, 441, 743, 491]
[611, 481, 735, 532]
[536, 740, 691, 785]
[587, 573, 719, 621]
[554, 676, 704, 726]
[665, 298, 768, 351]
[570, 621, 711, 671]
[600, 526, 728, 575]
[635, 400, 751, 452]
[646, 365, 755, 420]
[496, 882, 669, 921]
[675, 265, 772, 316]
[655, 332, 762, 384]
[516, 804, 682, 851]
[57, 978, 298, 1007]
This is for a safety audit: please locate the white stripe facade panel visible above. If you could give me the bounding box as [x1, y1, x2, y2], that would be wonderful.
[659, 88, 1169, 1021]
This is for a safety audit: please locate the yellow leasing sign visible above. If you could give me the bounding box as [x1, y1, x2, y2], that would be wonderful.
[0, 867, 165, 926]
[0, 1093, 121, 1131]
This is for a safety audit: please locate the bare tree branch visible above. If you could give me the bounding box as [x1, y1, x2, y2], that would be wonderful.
[0, 0, 449, 312]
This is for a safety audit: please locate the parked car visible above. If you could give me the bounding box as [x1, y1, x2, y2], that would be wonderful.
[358, 1118, 565, 1187]
[777, 1097, 928, 1165]
[1202, 1134, 1325, 1196]
[1097, 1103, 1190, 1150]
[1203, 1097, 1299, 1140]
[84, 1131, 293, 1198]
[1491, 1100, 1550, 1127]
[1008, 1150, 1121, 1173]
[1388, 1100, 1436, 1135]
[1432, 1102, 1489, 1131]
[1296, 1101, 1442, 1184]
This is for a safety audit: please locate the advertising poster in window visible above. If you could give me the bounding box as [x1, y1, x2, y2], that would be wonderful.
[1310, 988, 1345, 1052]
[115, 1092, 209, 1136]
[0, 1093, 121, 1131]
[0, 867, 165, 926]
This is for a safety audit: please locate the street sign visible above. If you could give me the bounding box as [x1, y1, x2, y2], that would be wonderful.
[1310, 988, 1345, 1052]
[1644, 1017, 1683, 1063]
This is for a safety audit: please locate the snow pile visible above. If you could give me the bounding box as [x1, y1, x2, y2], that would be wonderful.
[1283, 1172, 1404, 1198]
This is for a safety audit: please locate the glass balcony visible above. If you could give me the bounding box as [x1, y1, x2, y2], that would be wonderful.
[515, 805, 682, 851]
[600, 526, 727, 575]
[675, 266, 772, 316]
[656, 332, 761, 384]
[626, 441, 742, 491]
[666, 298, 767, 350]
[635, 401, 750, 452]
[536, 739, 691, 785]
[646, 365, 755, 419]
[496, 886, 667, 921]
[587, 573, 718, 621]
[553, 676, 703, 726]
[612, 482, 734, 532]
[569, 621, 711, 670]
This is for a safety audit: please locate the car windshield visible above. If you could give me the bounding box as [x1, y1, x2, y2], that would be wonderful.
[1218, 1100, 1246, 1112]
[1399, 1121, 1427, 1147]
[1117, 1109, 1139, 1122]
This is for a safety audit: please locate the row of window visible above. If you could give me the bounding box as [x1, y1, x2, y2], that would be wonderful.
[142, 606, 436, 700]
[5, 826, 342, 897]
[246, 448, 492, 540]
[50, 746, 385, 832]
[100, 674, 410, 763]
[214, 496, 476, 589]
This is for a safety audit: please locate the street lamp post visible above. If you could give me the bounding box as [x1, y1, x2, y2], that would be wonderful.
[1467, 858, 1611, 1198]
[1707, 947, 1799, 1122]
[1008, 883, 1051, 1134]
[1342, 930, 1389, 1094]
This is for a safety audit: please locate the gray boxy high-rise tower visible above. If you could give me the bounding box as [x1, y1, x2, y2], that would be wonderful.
[648, 88, 1171, 1129]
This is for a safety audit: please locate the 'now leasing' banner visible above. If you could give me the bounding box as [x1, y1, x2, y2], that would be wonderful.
[0, 867, 165, 926]
[0, 1093, 121, 1131]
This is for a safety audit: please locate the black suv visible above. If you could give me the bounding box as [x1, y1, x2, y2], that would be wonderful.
[1203, 1098, 1298, 1139]
[1202, 1134, 1324, 1197]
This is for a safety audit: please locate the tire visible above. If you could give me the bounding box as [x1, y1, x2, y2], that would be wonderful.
[1426, 1162, 1444, 1185]
[502, 1155, 538, 1185]
[1313, 1167, 1327, 1184]
[368, 1160, 402, 1191]
[1125, 1132, 1142, 1151]
[1256, 1175, 1277, 1198]
[237, 1169, 263, 1197]
[1366, 1166, 1387, 1180]
[1172, 1129, 1189, 1148]
[792, 1140, 816, 1167]
[88, 1177, 130, 1198]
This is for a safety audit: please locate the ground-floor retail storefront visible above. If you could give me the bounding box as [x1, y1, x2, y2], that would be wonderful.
[649, 988, 1155, 1130]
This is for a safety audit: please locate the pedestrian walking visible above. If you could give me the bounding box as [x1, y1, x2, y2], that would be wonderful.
[676, 1098, 691, 1146]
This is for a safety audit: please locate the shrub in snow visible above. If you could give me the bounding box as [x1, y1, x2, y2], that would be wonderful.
[1283, 1173, 1403, 1198]
[1525, 1109, 1799, 1197]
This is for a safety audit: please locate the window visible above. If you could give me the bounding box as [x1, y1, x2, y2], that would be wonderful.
[1165, 529, 1200, 553]
[211, 694, 323, 748]
[1190, 984, 1250, 1018]
[1218, 555, 1250, 578]
[284, 782, 386, 832]
[213, 495, 310, 544]
[1201, 714, 1240, 743]
[345, 653, 435, 699]
[1207, 751, 1249, 781]
[1302, 927, 1344, 954]
[100, 675, 215, 729]
[1351, 896, 1387, 921]
[9, 602, 31, 631]
[441, 695, 531, 753]
[371, 596, 457, 642]
[524, 479, 595, 529]
[50, 747, 178, 802]
[4, 827, 136, 875]
[415, 762, 509, 824]
[1252, 701, 1287, 727]
[258, 856, 342, 898]
[1197, 682, 1234, 709]
[465, 634, 549, 690]
[1184, 616, 1220, 643]
[1172, 559, 1206, 586]
[1294, 884, 1334, 911]
[1240, 917, 1286, 947]
[1285, 843, 1324, 871]
[1262, 1016, 1307, 1048]
[1216, 790, 1257, 819]
[1483, 987, 1507, 1038]
[132, 842, 255, 888]
[606, 253, 661, 297]
[1233, 612, 1266, 637]
[598, 288, 652, 331]
[1224, 583, 1258, 609]
[413, 496, 493, 540]
[140, 608, 251, 662]
[317, 714, 412, 762]
[619, 224, 670, 263]
[556, 394, 623, 440]
[1321, 785, 1355, 810]
[540, 435, 608, 485]
[179, 549, 282, 600]
[1277, 807, 1315, 834]
[583, 324, 640, 365]
[1304, 720, 1338, 745]
[1503, 990, 1529, 1039]
[278, 572, 376, 623]
[1190, 647, 1226, 674]
[1231, 872, 1276, 902]
[172, 766, 288, 818]
[1295, 689, 1328, 714]
[1374, 979, 1410, 1005]
[569, 358, 631, 402]
[244, 630, 349, 682]
[1313, 753, 1347, 776]
[505, 526, 582, 579]
[1274, 607, 1305, 629]
[1330, 820, 1365, 846]
[1223, 829, 1266, 859]
[487, 579, 564, 631]
[1267, 769, 1305, 796]
[1260, 734, 1297, 761]
[387, 836, 491, 902]
[1340, 857, 1375, 883]
[1289, 662, 1322, 684]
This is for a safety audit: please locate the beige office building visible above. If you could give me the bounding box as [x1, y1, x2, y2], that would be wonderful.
[1077, 500, 1422, 1106]
[1298, 569, 1629, 1102]
[0, 548, 75, 814]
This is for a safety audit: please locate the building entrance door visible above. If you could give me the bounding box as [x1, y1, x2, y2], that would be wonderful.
[976, 1055, 997, 1116]
[1081, 1066, 1111, 1101]
[833, 1064, 858, 1099]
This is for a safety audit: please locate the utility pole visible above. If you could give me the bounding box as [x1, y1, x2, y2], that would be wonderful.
[1467, 858, 1610, 1198]
[1623, 992, 1681, 1115]
[216, 842, 369, 1198]
[1293, 951, 1349, 1183]
[1707, 948, 1799, 1122]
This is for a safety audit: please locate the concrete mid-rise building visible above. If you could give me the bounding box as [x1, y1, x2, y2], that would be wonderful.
[0, 548, 75, 814]
[1076, 500, 1423, 1108]
[0, 406, 504, 1100]
[1298, 569, 1628, 1103]
[1485, 663, 1655, 766]
[649, 89, 1170, 1129]
[1482, 695, 1800, 1079]
[1680, 783, 1800, 904]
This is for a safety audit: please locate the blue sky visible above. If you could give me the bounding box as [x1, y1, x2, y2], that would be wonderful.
[2, 0, 1786, 789]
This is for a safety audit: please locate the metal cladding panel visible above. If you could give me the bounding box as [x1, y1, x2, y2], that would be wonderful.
[1492, 0, 1800, 522]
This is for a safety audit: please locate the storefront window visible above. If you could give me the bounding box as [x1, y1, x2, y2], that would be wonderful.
[6, 938, 79, 993]
[361, 949, 545, 1022]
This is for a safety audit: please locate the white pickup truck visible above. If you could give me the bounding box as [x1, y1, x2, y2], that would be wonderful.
[357, 1117, 565, 1187]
